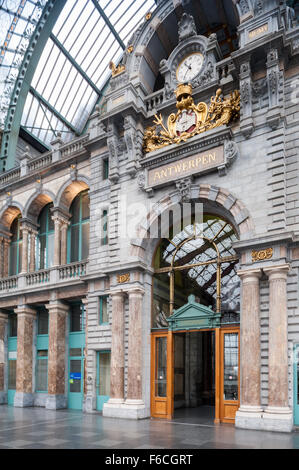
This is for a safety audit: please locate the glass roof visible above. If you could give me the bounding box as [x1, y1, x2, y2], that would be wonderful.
[0, 0, 156, 146]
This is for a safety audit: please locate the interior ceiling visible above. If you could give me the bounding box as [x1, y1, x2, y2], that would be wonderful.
[0, 0, 239, 157]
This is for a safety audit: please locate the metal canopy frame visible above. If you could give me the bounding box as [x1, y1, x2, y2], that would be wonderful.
[0, 0, 156, 170]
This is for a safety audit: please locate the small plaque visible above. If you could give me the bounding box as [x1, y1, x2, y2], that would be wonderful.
[248, 23, 268, 40]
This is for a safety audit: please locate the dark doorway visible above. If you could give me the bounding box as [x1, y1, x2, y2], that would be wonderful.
[173, 331, 215, 424]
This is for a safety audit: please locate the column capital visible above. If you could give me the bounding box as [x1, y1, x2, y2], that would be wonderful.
[109, 290, 127, 299]
[0, 311, 8, 322]
[237, 268, 262, 282]
[14, 305, 36, 318]
[45, 300, 69, 314]
[263, 264, 290, 281]
[127, 287, 145, 298]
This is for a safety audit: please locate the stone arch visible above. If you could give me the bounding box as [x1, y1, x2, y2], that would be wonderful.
[130, 184, 254, 265]
[0, 202, 23, 232]
[24, 190, 56, 224]
[55, 176, 90, 213]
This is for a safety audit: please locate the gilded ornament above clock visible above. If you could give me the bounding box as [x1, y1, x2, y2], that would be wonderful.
[142, 84, 240, 154]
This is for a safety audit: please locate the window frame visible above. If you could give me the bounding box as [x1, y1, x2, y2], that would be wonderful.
[68, 190, 90, 263]
[36, 202, 54, 270]
[99, 295, 109, 325]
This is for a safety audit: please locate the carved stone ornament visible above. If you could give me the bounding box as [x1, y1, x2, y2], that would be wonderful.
[240, 80, 250, 104]
[224, 139, 239, 165]
[176, 177, 193, 203]
[269, 70, 278, 95]
[142, 84, 240, 154]
[178, 13, 197, 42]
[252, 247, 273, 262]
[137, 170, 146, 190]
[252, 78, 267, 97]
[254, 0, 263, 15]
[238, 0, 251, 15]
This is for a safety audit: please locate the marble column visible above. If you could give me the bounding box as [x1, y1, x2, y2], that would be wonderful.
[103, 291, 125, 417]
[29, 230, 37, 272]
[126, 289, 145, 413]
[20, 227, 29, 273]
[235, 269, 263, 429]
[263, 264, 292, 432]
[0, 312, 8, 404]
[14, 305, 36, 407]
[52, 217, 62, 266]
[45, 301, 68, 409]
[3, 238, 10, 278]
[0, 237, 3, 278]
[60, 222, 69, 266]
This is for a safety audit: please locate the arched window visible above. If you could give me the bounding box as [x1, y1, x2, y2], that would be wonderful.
[153, 213, 240, 328]
[37, 203, 54, 270]
[68, 191, 90, 263]
[9, 215, 22, 276]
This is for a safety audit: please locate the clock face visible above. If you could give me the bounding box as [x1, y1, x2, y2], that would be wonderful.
[176, 52, 204, 83]
[176, 109, 197, 135]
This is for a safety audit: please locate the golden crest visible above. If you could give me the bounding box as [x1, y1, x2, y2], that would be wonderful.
[143, 84, 240, 154]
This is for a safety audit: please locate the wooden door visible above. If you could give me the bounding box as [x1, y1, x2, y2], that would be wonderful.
[151, 331, 173, 419]
[220, 327, 240, 423]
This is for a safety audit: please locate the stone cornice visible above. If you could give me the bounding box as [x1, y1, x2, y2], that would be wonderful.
[233, 231, 295, 251]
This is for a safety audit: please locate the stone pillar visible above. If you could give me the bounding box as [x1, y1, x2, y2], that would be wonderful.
[53, 216, 62, 266]
[29, 230, 37, 272]
[0, 237, 3, 278]
[0, 312, 8, 404]
[235, 269, 263, 429]
[14, 305, 36, 407]
[60, 222, 69, 265]
[125, 288, 146, 418]
[103, 291, 125, 417]
[20, 227, 29, 273]
[263, 264, 292, 432]
[3, 238, 10, 278]
[45, 301, 68, 409]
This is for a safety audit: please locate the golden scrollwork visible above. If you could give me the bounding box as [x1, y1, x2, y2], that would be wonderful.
[117, 273, 130, 283]
[142, 83, 240, 154]
[109, 61, 126, 77]
[252, 248, 273, 262]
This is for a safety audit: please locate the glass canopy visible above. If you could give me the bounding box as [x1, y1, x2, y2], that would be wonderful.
[0, 0, 156, 146]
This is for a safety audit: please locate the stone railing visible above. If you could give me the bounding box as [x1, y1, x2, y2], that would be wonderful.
[0, 167, 21, 188]
[145, 89, 164, 113]
[26, 269, 50, 286]
[27, 151, 53, 172]
[0, 276, 18, 291]
[60, 135, 89, 158]
[58, 260, 88, 280]
[0, 261, 88, 293]
[0, 134, 89, 188]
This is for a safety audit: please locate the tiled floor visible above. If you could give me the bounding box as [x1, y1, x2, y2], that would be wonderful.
[0, 405, 299, 449]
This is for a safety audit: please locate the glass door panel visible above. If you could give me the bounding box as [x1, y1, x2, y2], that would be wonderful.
[151, 332, 173, 419]
[220, 328, 239, 423]
[96, 351, 111, 411]
[294, 344, 299, 426]
[68, 349, 83, 409]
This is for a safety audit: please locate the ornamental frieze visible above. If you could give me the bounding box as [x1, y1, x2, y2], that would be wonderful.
[142, 83, 240, 154]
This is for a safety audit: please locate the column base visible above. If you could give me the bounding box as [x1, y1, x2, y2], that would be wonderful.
[103, 398, 149, 419]
[14, 392, 34, 407]
[261, 407, 293, 433]
[0, 392, 7, 404]
[45, 394, 67, 410]
[83, 394, 97, 413]
[235, 405, 263, 430]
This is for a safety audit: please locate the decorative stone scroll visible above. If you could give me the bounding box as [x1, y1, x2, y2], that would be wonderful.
[251, 247, 273, 262]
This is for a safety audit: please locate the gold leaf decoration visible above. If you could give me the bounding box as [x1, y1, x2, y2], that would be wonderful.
[143, 84, 240, 154]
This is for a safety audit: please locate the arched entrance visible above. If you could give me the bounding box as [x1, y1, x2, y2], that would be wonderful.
[151, 212, 240, 424]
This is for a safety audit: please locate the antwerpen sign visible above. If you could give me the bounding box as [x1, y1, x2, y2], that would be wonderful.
[148, 145, 224, 187]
